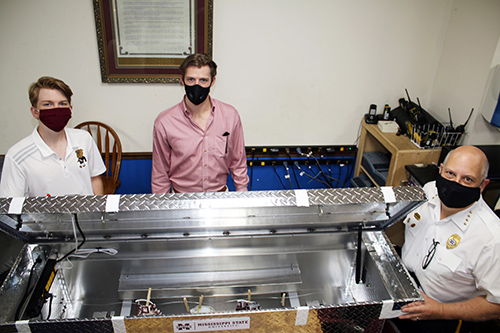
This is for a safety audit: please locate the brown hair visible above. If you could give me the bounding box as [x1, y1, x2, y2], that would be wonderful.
[28, 76, 73, 107]
[179, 53, 217, 80]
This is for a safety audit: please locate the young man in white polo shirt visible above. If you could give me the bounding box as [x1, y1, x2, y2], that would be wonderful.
[0, 76, 106, 197]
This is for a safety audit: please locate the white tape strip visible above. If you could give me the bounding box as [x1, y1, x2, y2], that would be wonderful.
[15, 320, 31, 333]
[294, 189, 309, 207]
[289, 291, 300, 308]
[106, 194, 121, 212]
[120, 300, 132, 317]
[295, 306, 309, 326]
[380, 187, 396, 203]
[112, 316, 127, 333]
[8, 197, 25, 215]
[379, 300, 403, 319]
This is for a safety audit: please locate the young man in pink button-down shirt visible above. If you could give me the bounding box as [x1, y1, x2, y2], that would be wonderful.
[152, 53, 249, 193]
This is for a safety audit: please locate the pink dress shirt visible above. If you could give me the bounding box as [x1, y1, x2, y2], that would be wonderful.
[152, 97, 249, 193]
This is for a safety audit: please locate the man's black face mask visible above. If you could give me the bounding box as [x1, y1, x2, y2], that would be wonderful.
[435, 173, 481, 209]
[185, 84, 210, 105]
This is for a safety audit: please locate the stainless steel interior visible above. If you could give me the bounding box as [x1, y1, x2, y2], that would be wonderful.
[0, 187, 424, 326]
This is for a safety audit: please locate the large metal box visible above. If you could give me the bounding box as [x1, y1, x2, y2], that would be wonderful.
[0, 187, 424, 332]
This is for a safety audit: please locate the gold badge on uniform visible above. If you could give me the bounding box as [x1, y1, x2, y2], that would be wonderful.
[414, 212, 421, 220]
[446, 234, 461, 249]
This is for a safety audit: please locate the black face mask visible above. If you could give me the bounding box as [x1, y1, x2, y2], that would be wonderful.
[184, 84, 210, 105]
[435, 173, 481, 209]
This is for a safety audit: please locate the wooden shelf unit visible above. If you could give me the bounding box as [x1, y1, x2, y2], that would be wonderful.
[354, 122, 442, 186]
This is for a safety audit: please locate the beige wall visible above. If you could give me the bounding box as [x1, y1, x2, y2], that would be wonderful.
[428, 0, 500, 145]
[466, 31, 500, 145]
[0, 0, 499, 153]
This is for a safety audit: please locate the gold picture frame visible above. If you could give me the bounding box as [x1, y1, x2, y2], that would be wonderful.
[93, 0, 213, 83]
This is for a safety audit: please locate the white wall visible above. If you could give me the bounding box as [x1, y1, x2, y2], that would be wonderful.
[466, 34, 500, 145]
[1, 0, 499, 154]
[428, 0, 500, 145]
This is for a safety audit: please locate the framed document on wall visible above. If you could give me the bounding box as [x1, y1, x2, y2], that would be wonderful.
[93, 0, 213, 83]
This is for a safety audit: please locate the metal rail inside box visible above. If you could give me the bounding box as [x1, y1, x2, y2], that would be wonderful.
[0, 187, 425, 333]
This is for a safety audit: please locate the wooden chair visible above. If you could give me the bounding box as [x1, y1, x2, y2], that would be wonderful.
[75, 121, 122, 194]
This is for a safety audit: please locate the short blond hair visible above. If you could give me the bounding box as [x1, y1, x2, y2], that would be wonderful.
[28, 76, 73, 107]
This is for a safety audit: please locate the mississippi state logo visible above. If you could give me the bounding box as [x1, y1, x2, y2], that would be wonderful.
[75, 149, 87, 168]
[175, 322, 193, 331]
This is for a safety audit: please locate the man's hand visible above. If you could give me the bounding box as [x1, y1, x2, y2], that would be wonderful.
[399, 292, 445, 321]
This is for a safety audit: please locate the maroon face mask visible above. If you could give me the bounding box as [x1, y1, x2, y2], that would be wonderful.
[38, 107, 72, 132]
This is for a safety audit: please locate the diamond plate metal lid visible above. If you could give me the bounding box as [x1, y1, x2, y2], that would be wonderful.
[0, 187, 425, 243]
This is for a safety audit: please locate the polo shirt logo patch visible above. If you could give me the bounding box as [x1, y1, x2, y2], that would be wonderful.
[76, 149, 87, 168]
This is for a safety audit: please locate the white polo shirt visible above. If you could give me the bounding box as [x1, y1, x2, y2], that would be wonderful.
[0, 127, 106, 197]
[402, 181, 500, 304]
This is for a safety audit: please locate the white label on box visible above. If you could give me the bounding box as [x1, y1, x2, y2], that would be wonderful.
[295, 306, 309, 325]
[380, 186, 396, 203]
[294, 189, 309, 207]
[379, 300, 403, 319]
[289, 291, 301, 308]
[8, 197, 25, 214]
[105, 194, 121, 212]
[15, 320, 31, 333]
[111, 316, 127, 333]
[173, 317, 250, 332]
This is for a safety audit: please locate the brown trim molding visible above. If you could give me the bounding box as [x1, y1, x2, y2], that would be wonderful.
[122, 152, 152, 160]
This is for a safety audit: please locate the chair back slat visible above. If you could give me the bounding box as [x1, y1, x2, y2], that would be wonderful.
[104, 130, 111, 177]
[96, 125, 103, 152]
[111, 143, 117, 178]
